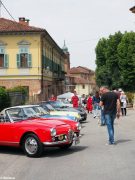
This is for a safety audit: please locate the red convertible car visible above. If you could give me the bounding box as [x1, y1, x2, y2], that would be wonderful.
[0, 107, 80, 157]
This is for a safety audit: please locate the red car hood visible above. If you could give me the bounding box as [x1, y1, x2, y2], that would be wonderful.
[39, 118, 78, 131]
[19, 118, 68, 128]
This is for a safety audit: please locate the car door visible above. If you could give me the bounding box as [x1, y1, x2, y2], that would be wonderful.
[0, 122, 15, 144]
[0, 110, 17, 144]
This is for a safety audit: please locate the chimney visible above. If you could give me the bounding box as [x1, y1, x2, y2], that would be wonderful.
[19, 17, 30, 26]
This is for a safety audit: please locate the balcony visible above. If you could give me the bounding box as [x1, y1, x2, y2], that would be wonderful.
[53, 72, 65, 81]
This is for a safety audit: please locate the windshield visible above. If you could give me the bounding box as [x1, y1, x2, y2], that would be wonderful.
[44, 104, 55, 111]
[6, 107, 39, 122]
[24, 107, 38, 117]
[32, 106, 49, 115]
[49, 101, 67, 108]
[63, 100, 71, 104]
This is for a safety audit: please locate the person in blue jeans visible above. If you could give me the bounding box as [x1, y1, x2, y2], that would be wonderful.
[100, 107, 106, 126]
[99, 86, 121, 145]
[92, 91, 101, 118]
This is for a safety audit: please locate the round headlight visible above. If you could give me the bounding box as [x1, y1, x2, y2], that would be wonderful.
[76, 123, 81, 130]
[78, 114, 81, 119]
[50, 128, 56, 136]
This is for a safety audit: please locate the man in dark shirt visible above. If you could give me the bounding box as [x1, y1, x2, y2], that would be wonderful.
[100, 86, 121, 145]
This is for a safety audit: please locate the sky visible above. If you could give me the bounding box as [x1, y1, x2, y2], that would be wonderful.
[1, 0, 135, 70]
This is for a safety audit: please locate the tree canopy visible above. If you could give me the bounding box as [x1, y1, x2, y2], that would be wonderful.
[95, 31, 135, 92]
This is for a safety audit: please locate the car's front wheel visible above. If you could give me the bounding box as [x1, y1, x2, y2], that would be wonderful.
[22, 133, 43, 157]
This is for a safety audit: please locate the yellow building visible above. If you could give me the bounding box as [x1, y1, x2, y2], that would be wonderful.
[68, 66, 97, 96]
[0, 17, 66, 102]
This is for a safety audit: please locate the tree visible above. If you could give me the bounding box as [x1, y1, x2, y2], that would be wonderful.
[95, 31, 135, 92]
[105, 32, 123, 89]
[0, 88, 10, 111]
[95, 38, 111, 87]
[117, 32, 135, 92]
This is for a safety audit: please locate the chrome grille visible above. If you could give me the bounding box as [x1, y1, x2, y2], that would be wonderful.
[68, 129, 73, 142]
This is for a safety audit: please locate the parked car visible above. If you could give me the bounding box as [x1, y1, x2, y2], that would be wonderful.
[45, 100, 87, 122]
[0, 107, 80, 157]
[61, 100, 73, 107]
[39, 102, 81, 121]
[31, 105, 79, 122]
[66, 107, 87, 122]
[29, 105, 81, 134]
[7, 104, 81, 134]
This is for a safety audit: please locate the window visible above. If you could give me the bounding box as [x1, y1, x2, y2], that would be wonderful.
[20, 53, 28, 67]
[82, 85, 85, 89]
[0, 47, 9, 68]
[17, 53, 32, 68]
[0, 54, 4, 67]
[17, 41, 32, 68]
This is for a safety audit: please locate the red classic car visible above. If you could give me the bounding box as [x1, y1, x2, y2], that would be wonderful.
[25, 104, 82, 135]
[0, 107, 80, 157]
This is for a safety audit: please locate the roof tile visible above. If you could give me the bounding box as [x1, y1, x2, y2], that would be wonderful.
[0, 18, 44, 32]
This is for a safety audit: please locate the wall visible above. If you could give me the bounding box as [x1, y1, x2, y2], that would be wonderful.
[75, 84, 93, 96]
[0, 34, 41, 76]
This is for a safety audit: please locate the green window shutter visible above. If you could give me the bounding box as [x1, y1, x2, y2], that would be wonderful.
[48, 59, 52, 70]
[56, 64, 58, 71]
[16, 54, 20, 68]
[46, 58, 48, 68]
[44, 56, 46, 68]
[41, 55, 43, 67]
[4, 54, 9, 68]
[50, 60, 52, 71]
[28, 54, 32, 68]
[53, 62, 56, 71]
[55, 63, 57, 71]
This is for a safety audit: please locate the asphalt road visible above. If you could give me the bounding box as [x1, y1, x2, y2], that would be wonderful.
[0, 109, 135, 180]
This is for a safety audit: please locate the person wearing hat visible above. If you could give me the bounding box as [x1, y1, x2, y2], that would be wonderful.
[100, 86, 121, 145]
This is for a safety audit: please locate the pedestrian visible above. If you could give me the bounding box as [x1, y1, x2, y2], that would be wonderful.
[99, 86, 121, 145]
[49, 94, 57, 101]
[113, 89, 121, 99]
[92, 91, 101, 118]
[99, 91, 106, 126]
[81, 94, 86, 108]
[100, 106, 106, 126]
[120, 91, 128, 116]
[71, 91, 79, 108]
[86, 94, 93, 113]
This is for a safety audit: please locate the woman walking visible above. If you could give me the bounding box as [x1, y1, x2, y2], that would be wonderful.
[86, 94, 93, 113]
[120, 92, 128, 116]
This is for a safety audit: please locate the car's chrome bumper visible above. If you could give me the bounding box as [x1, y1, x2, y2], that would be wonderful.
[43, 139, 69, 145]
[43, 133, 80, 146]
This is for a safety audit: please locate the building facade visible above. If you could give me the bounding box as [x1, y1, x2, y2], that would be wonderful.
[68, 66, 97, 96]
[0, 17, 66, 102]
